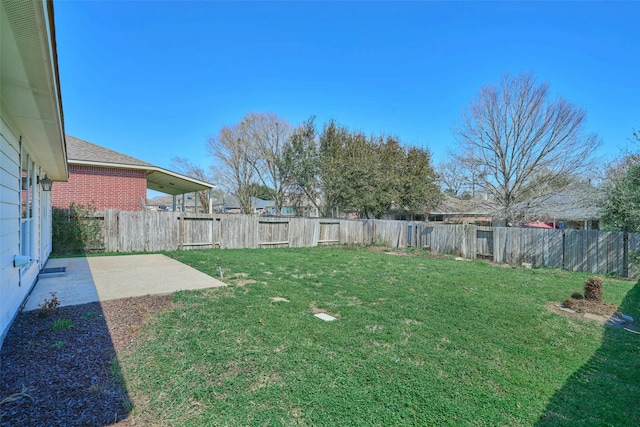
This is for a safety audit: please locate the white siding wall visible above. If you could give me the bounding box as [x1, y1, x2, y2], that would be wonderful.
[0, 117, 50, 344]
[1, 117, 22, 343]
[0, 0, 64, 347]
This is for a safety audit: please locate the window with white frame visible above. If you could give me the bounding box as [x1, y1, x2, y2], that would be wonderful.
[20, 152, 36, 268]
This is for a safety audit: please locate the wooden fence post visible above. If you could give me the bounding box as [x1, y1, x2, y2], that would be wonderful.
[623, 231, 629, 278]
[562, 231, 566, 270]
[179, 214, 184, 250]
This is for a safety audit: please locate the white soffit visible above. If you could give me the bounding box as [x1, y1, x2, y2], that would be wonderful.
[1, 0, 67, 180]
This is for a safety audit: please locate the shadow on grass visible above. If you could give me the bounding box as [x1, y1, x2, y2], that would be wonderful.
[0, 255, 132, 427]
[537, 283, 640, 426]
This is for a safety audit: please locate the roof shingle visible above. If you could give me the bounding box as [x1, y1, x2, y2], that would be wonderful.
[66, 135, 153, 168]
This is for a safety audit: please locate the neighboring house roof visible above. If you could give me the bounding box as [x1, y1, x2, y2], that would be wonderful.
[253, 198, 275, 209]
[522, 184, 603, 221]
[430, 195, 495, 216]
[214, 195, 274, 210]
[432, 184, 603, 223]
[66, 135, 215, 196]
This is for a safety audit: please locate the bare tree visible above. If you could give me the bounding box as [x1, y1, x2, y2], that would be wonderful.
[171, 157, 218, 212]
[242, 112, 292, 215]
[454, 72, 600, 225]
[436, 158, 470, 197]
[207, 123, 256, 214]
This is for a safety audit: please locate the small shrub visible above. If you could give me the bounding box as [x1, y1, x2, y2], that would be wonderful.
[52, 202, 104, 255]
[50, 318, 73, 331]
[51, 341, 64, 349]
[81, 311, 100, 319]
[584, 277, 603, 303]
[37, 292, 60, 317]
[571, 292, 584, 300]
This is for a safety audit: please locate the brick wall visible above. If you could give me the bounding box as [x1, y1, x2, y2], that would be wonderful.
[52, 165, 147, 211]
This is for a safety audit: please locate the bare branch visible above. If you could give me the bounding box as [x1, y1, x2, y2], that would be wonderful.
[454, 72, 601, 225]
[207, 122, 257, 214]
[171, 157, 216, 211]
[241, 112, 292, 215]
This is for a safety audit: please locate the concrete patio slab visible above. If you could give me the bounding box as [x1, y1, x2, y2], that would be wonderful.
[23, 254, 226, 311]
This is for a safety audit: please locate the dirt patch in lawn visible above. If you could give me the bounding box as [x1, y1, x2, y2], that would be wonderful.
[366, 246, 415, 256]
[0, 294, 173, 427]
[364, 246, 455, 259]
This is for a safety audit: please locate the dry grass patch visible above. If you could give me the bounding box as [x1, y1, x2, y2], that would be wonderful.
[366, 324, 385, 332]
[249, 372, 282, 391]
[232, 279, 257, 286]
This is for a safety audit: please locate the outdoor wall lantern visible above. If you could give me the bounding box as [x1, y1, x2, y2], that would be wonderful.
[39, 175, 53, 191]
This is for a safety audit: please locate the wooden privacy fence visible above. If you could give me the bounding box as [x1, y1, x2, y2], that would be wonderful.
[98, 211, 345, 251]
[93, 210, 640, 277]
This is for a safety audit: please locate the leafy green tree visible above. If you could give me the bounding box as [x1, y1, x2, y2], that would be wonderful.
[602, 162, 640, 231]
[282, 116, 321, 215]
[319, 121, 382, 217]
[398, 147, 443, 218]
[375, 135, 404, 214]
[318, 120, 351, 216]
[602, 131, 640, 231]
[247, 183, 275, 200]
[318, 121, 441, 219]
[337, 132, 384, 218]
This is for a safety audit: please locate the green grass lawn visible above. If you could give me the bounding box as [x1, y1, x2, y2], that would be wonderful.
[119, 246, 640, 426]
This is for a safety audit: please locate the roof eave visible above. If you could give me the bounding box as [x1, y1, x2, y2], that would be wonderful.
[1, 0, 67, 180]
[68, 159, 216, 195]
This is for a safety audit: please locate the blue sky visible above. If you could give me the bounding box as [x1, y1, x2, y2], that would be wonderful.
[54, 1, 639, 182]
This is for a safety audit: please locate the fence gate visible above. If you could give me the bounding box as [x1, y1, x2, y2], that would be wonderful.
[258, 219, 290, 248]
[476, 228, 494, 260]
[180, 215, 220, 249]
[318, 220, 340, 245]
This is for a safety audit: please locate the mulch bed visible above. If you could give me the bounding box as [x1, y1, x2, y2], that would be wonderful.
[562, 298, 620, 317]
[0, 295, 172, 427]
